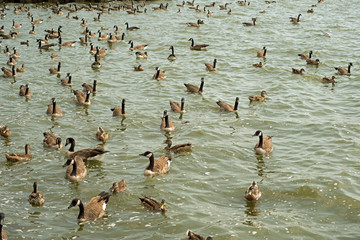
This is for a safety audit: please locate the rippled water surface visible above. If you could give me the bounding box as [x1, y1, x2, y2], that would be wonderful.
[0, 0, 360, 239]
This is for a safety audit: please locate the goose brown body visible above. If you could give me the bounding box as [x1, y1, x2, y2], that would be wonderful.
[292, 68, 305, 74]
[65, 137, 109, 161]
[335, 63, 352, 75]
[160, 110, 175, 131]
[43, 132, 62, 149]
[164, 139, 192, 153]
[248, 91, 267, 102]
[170, 98, 186, 113]
[188, 38, 209, 50]
[28, 182, 45, 206]
[245, 181, 262, 201]
[253, 130, 273, 155]
[96, 126, 109, 142]
[5, 144, 31, 162]
[140, 151, 171, 176]
[186, 230, 213, 240]
[205, 59, 217, 71]
[46, 98, 63, 117]
[0, 126, 11, 138]
[110, 179, 127, 193]
[111, 99, 126, 116]
[217, 97, 239, 112]
[63, 156, 87, 181]
[184, 77, 204, 94]
[139, 196, 166, 212]
[0, 213, 8, 240]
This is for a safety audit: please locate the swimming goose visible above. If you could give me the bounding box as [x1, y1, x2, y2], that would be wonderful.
[177, 1, 185, 7]
[153, 67, 166, 80]
[125, 22, 139, 31]
[89, 43, 97, 54]
[160, 110, 175, 131]
[68, 191, 111, 222]
[0, 126, 11, 138]
[114, 25, 122, 34]
[335, 63, 352, 75]
[253, 62, 262, 68]
[188, 38, 209, 50]
[5, 144, 31, 162]
[79, 34, 89, 44]
[6, 56, 17, 66]
[12, 19, 21, 29]
[307, 8, 314, 13]
[0, 212, 8, 240]
[43, 132, 62, 149]
[227, 8, 232, 14]
[96, 126, 109, 142]
[168, 46, 177, 60]
[306, 58, 320, 65]
[19, 84, 32, 97]
[243, 17, 256, 26]
[38, 40, 55, 50]
[31, 16, 43, 24]
[245, 181, 261, 201]
[128, 40, 148, 50]
[322, 76, 336, 84]
[51, 53, 58, 59]
[248, 90, 267, 102]
[82, 80, 97, 93]
[91, 54, 102, 69]
[46, 98, 63, 117]
[81, 18, 87, 26]
[205, 59, 217, 71]
[16, 64, 25, 72]
[65, 137, 109, 160]
[290, 14, 301, 24]
[73, 90, 91, 105]
[12, 47, 20, 58]
[292, 68, 305, 74]
[93, 13, 101, 22]
[163, 139, 192, 153]
[3, 46, 11, 55]
[186, 230, 213, 240]
[96, 46, 107, 57]
[110, 179, 127, 193]
[97, 31, 108, 41]
[140, 151, 171, 176]
[257, 46, 267, 58]
[298, 50, 312, 60]
[28, 182, 45, 206]
[253, 130, 273, 155]
[49, 62, 61, 74]
[187, 19, 201, 27]
[116, 32, 125, 41]
[1, 32, 17, 39]
[58, 36, 76, 47]
[195, 5, 205, 13]
[184, 77, 204, 94]
[207, 9, 213, 17]
[107, 33, 117, 43]
[111, 99, 126, 116]
[63, 156, 87, 181]
[135, 51, 148, 59]
[170, 98, 186, 113]
[134, 65, 144, 71]
[1, 66, 16, 78]
[237, 0, 250, 6]
[217, 97, 239, 112]
[61, 73, 72, 86]
[139, 196, 166, 212]
[186, 0, 195, 6]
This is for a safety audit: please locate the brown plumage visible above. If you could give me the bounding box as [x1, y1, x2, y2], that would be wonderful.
[335, 63, 352, 75]
[243, 17, 257, 26]
[0, 213, 8, 240]
[16, 64, 25, 72]
[12, 19, 21, 29]
[205, 59, 217, 71]
[28, 182, 45, 206]
[37, 40, 55, 50]
[186, 230, 213, 240]
[134, 65, 144, 71]
[306, 58, 320, 65]
[6, 56, 17, 66]
[298, 50, 313, 60]
[292, 68, 305, 74]
[217, 97, 239, 112]
[51, 53, 58, 59]
[187, 19, 201, 27]
[61, 73, 73, 86]
[58, 37, 76, 47]
[0, 125, 11, 138]
[135, 51, 148, 59]
[82, 80, 97, 93]
[125, 22, 140, 31]
[248, 91, 267, 102]
[5, 144, 31, 162]
[65, 137, 109, 161]
[257, 46, 267, 58]
[73, 90, 91, 105]
[139, 196, 166, 212]
[96, 126, 109, 142]
[160, 110, 175, 132]
[184, 77, 205, 94]
[2, 66, 16, 78]
[164, 139, 192, 153]
[49, 62, 61, 74]
[128, 40, 148, 50]
[43, 132, 62, 149]
[253, 130, 273, 155]
[111, 99, 126, 116]
[153, 67, 166, 80]
[253, 62, 262, 68]
[322, 76, 336, 83]
[170, 98, 186, 113]
[46, 98, 63, 117]
[188, 38, 209, 50]
[63, 156, 87, 181]
[140, 151, 171, 176]
[114, 25, 122, 34]
[110, 179, 127, 193]
[19, 84, 32, 97]
[290, 14, 301, 24]
[245, 181, 262, 201]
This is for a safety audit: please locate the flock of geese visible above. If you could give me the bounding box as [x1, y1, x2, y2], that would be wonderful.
[0, 0, 354, 239]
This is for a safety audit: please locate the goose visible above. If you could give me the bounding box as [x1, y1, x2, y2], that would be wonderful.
[111, 99, 126, 116]
[253, 62, 262, 68]
[195, 5, 205, 12]
[205, 2, 215, 7]
[257, 46, 267, 58]
[0, 125, 11, 138]
[139, 196, 166, 212]
[186, 230, 213, 240]
[0, 25, 5, 34]
[93, 13, 101, 22]
[96, 46, 107, 57]
[107, 33, 117, 43]
[3, 46, 11, 55]
[205, 59, 217, 71]
[63, 156, 87, 181]
[97, 31, 108, 41]
[168, 46, 177, 60]
[6, 56, 17, 66]
[28, 182, 45, 206]
[290, 14, 301, 24]
[81, 18, 87, 26]
[114, 25, 122, 34]
[245, 181, 261, 201]
[163, 139, 192, 153]
[306, 58, 320, 65]
[16, 64, 25, 72]
[217, 97, 239, 112]
[152, 3, 163, 11]
[207, 10, 213, 17]
[153, 67, 166, 80]
[2, 66, 16, 78]
[46, 98, 63, 117]
[298, 50, 312, 60]
[37, 40, 55, 50]
[49, 62, 61, 74]
[128, 40, 148, 50]
[68, 191, 111, 222]
[140, 151, 171, 175]
[31, 16, 43, 24]
[134, 65, 144, 71]
[58, 36, 76, 47]
[51, 53, 58, 59]
[253, 130, 273, 155]
[88, 31, 96, 38]
[79, 34, 89, 44]
[61, 73, 73, 86]
[110, 179, 127, 193]
[0, 212, 8, 240]
[187, 19, 201, 27]
[170, 98, 186, 113]
[125, 22, 139, 31]
[73, 90, 91, 105]
[43, 132, 62, 149]
[188, 38, 209, 50]
[116, 32, 125, 41]
[160, 110, 175, 131]
[248, 90, 267, 102]
[18, 84, 32, 97]
[238, 0, 250, 6]
[292, 68, 305, 74]
[89, 43, 97, 54]
[91, 54, 102, 69]
[12, 47, 21, 58]
[96, 126, 109, 142]
[12, 19, 21, 29]
[5, 144, 31, 162]
[135, 51, 148, 59]
[307, 8, 314, 13]
[243, 17, 257, 26]
[82, 80, 97, 93]
[227, 8, 232, 14]
[335, 62, 352, 75]
[1, 32, 17, 39]
[161, 3, 169, 10]
[186, 0, 195, 6]
[177, 1, 185, 7]
[65, 137, 109, 160]
[184, 77, 204, 94]
[322, 76, 336, 84]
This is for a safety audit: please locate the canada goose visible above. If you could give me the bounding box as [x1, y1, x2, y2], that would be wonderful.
[51, 53, 58, 59]
[335, 62, 352, 75]
[139, 196, 166, 212]
[65, 137, 109, 160]
[96, 126, 109, 142]
[96, 46, 107, 57]
[125, 22, 139, 31]
[217, 97, 239, 112]
[292, 68, 305, 74]
[0, 25, 5, 34]
[110, 179, 127, 193]
[68, 191, 111, 222]
[298, 50, 312, 60]
[111, 99, 126, 116]
[81, 18, 87, 26]
[135, 51, 148, 59]
[153, 67, 166, 80]
[46, 98, 63, 117]
[114, 25, 122, 34]
[49, 62, 61, 74]
[93, 13, 101, 22]
[253, 62, 262, 68]
[0, 125, 10, 138]
[82, 80, 97, 93]
[188, 38, 209, 50]
[187, 19, 201, 27]
[307, 8, 314, 13]
[205, 59, 217, 71]
[37, 40, 55, 50]
[12, 19, 21, 29]
[184, 77, 204, 94]
[134, 65, 144, 71]
[306, 58, 320, 65]
[3, 46, 11, 55]
[16, 64, 25, 72]
[237, 0, 250, 6]
[245, 181, 261, 201]
[31, 16, 42, 24]
[97, 31, 108, 41]
[58, 37, 76, 47]
[248, 90, 267, 102]
[12, 47, 20, 58]
[5, 144, 31, 162]
[61, 73, 72, 86]
[152, 3, 163, 11]
[243, 17, 257, 26]
[128, 40, 148, 50]
[0, 212, 8, 240]
[177, 1, 185, 7]
[79, 34, 89, 44]
[1, 32, 17, 39]
[43, 132, 62, 149]
[2, 66, 16, 78]
[140, 151, 171, 175]
[290, 14, 301, 24]
[63, 156, 87, 181]
[88, 31, 96, 38]
[73, 90, 91, 105]
[161, 3, 169, 10]
[168, 46, 177, 60]
[163, 139, 192, 153]
[107, 33, 117, 43]
[187, 230, 213, 240]
[219, 3, 229, 10]
[253, 130, 273, 155]
[19, 84, 32, 97]
[322, 76, 336, 84]
[207, 10, 213, 17]
[257, 46, 267, 58]
[227, 8, 232, 14]
[6, 56, 17, 66]
[91, 54, 102, 69]
[89, 43, 97, 54]
[116, 32, 125, 41]
[160, 110, 175, 131]
[186, 0, 195, 6]
[170, 98, 186, 113]
[28, 182, 45, 206]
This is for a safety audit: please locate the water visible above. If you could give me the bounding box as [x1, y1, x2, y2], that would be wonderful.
[0, 0, 360, 239]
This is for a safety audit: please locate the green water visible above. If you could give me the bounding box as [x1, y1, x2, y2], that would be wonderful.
[0, 0, 360, 239]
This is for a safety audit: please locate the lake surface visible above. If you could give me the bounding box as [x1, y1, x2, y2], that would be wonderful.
[0, 0, 359, 239]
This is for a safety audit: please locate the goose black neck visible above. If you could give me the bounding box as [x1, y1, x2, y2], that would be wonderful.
[155, 69, 160, 79]
[77, 201, 84, 220]
[52, 100, 57, 114]
[25, 86, 30, 95]
[147, 154, 155, 170]
[130, 41, 133, 48]
[121, 100, 125, 115]
[297, 14, 301, 21]
[181, 101, 185, 111]
[68, 75, 72, 83]
[234, 100, 239, 111]
[33, 182, 37, 193]
[93, 80, 97, 92]
[191, 38, 194, 47]
[348, 64, 351, 73]
[165, 114, 170, 128]
[263, 49, 267, 57]
[199, 80, 204, 92]
[171, 47, 175, 55]
[0, 224, 3, 240]
[85, 92, 90, 103]
[70, 160, 77, 176]
[309, 51, 312, 59]
[57, 63, 61, 71]
[68, 139, 75, 152]
[258, 134, 263, 149]
[121, 33, 125, 40]
[12, 66, 15, 76]
[213, 59, 216, 68]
